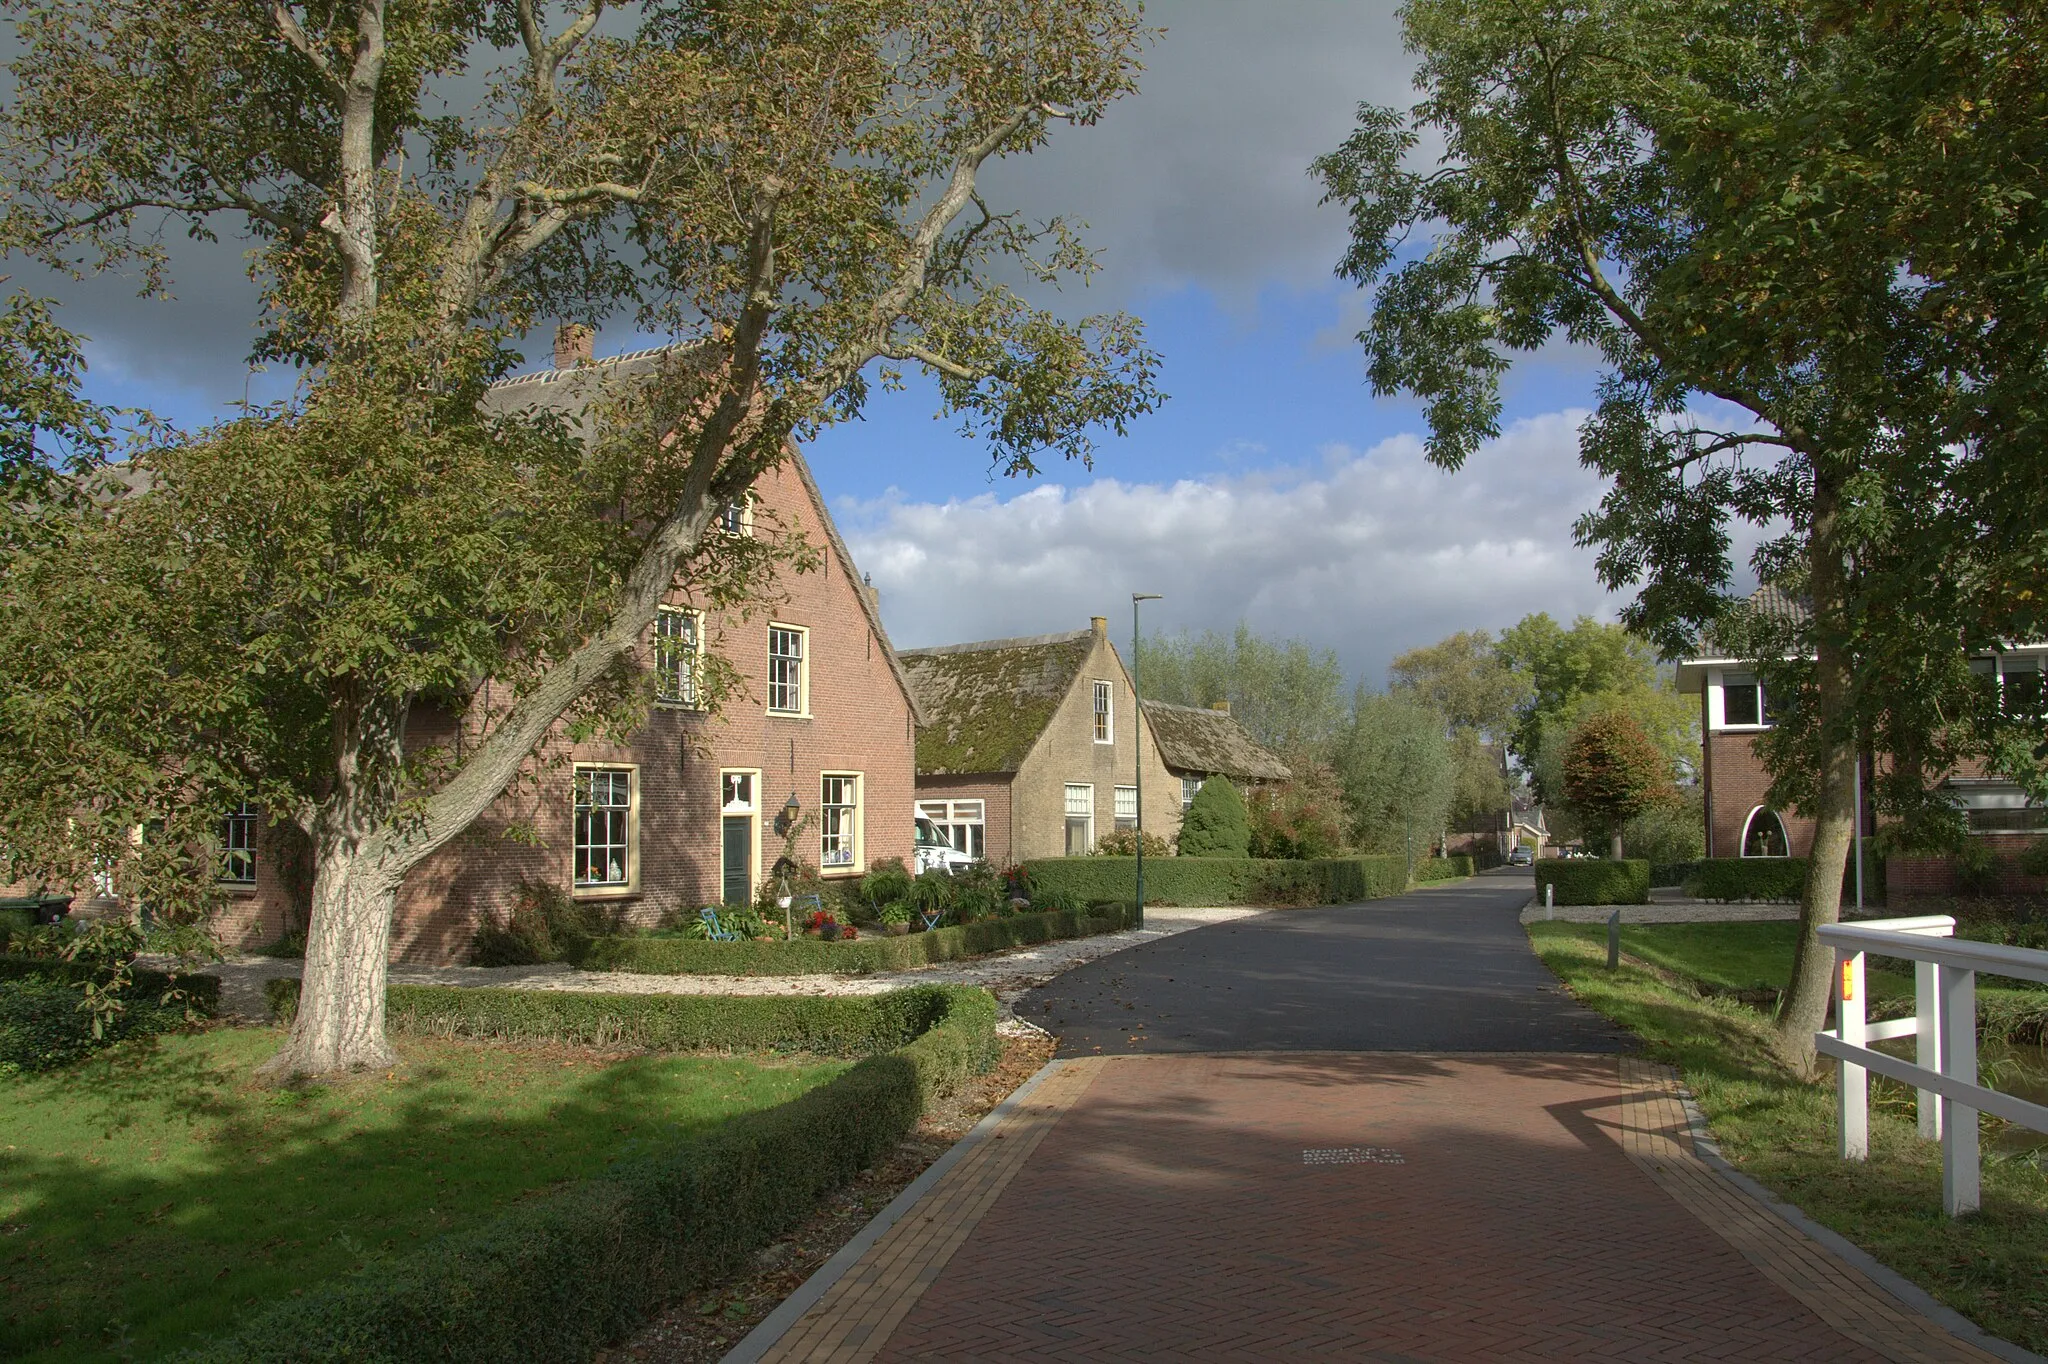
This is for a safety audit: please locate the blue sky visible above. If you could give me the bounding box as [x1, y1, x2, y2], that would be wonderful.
[31, 2, 1661, 687]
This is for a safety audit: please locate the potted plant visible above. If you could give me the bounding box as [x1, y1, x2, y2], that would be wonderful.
[876, 901, 911, 936]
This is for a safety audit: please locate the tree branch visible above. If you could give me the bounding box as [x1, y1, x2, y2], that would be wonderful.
[270, 2, 340, 90]
[878, 342, 980, 382]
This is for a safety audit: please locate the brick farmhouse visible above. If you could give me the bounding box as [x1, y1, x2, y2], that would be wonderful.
[1677, 585, 2047, 899]
[204, 342, 921, 962]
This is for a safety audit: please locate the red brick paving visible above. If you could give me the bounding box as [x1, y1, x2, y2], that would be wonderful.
[873, 1053, 1889, 1362]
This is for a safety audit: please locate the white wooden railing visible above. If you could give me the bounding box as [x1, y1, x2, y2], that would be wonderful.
[1817, 915, 2048, 1216]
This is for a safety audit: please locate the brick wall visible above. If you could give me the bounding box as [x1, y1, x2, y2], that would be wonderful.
[1890, 833, 2048, 899]
[912, 775, 1015, 869]
[1703, 731, 1816, 859]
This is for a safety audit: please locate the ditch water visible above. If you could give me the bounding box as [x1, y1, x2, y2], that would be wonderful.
[1875, 1035, 2048, 1155]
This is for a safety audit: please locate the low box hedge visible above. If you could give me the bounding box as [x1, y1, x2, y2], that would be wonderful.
[184, 984, 997, 1363]
[569, 903, 1136, 977]
[1023, 855, 1417, 907]
[0, 953, 220, 1014]
[1681, 857, 1807, 902]
[1534, 859, 1651, 906]
[263, 977, 969, 1057]
[1412, 855, 1477, 884]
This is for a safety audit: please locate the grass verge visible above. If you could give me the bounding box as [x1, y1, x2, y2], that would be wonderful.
[1, 1029, 843, 1362]
[1528, 920, 2048, 1352]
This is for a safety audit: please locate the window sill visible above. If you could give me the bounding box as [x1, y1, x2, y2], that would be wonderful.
[819, 866, 861, 879]
[653, 701, 706, 713]
[1714, 724, 1772, 733]
[216, 883, 259, 896]
[767, 710, 813, 721]
[572, 884, 640, 900]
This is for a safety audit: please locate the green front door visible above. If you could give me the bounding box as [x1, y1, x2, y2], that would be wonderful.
[722, 815, 752, 906]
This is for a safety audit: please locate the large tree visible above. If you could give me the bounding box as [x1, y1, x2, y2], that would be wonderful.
[1138, 623, 1349, 764]
[1560, 710, 1672, 858]
[1313, 0, 1999, 1064]
[0, 0, 1161, 1076]
[1335, 690, 1457, 868]
[1388, 627, 1523, 825]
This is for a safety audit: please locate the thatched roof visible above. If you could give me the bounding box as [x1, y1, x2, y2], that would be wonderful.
[1141, 701, 1291, 783]
[900, 631, 1096, 774]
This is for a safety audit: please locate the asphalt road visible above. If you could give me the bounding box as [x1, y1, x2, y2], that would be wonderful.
[1020, 868, 1637, 1056]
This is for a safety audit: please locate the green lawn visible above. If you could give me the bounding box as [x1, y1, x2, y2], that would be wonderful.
[1529, 921, 2048, 1352]
[0, 1027, 846, 1362]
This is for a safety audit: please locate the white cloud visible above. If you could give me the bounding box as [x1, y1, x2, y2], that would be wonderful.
[841, 409, 1637, 686]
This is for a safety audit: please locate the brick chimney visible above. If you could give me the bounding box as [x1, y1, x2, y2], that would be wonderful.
[1090, 615, 1107, 641]
[1209, 700, 1231, 714]
[553, 322, 594, 370]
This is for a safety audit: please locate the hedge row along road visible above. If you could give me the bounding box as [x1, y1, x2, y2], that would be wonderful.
[1018, 869, 1633, 1054]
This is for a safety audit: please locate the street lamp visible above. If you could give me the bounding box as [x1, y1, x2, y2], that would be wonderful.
[1132, 592, 1162, 929]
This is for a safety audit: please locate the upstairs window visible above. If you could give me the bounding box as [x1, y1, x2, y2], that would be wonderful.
[1093, 680, 1113, 743]
[1721, 674, 1769, 728]
[2001, 655, 2045, 720]
[653, 606, 701, 707]
[1181, 775, 1203, 810]
[219, 801, 257, 885]
[717, 497, 752, 536]
[768, 625, 807, 714]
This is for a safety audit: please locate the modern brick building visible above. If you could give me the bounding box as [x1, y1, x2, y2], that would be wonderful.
[902, 619, 1184, 867]
[1677, 585, 2047, 897]
[209, 342, 921, 961]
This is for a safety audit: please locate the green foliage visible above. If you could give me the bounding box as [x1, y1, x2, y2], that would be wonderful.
[1412, 855, 1476, 883]
[1534, 859, 1650, 907]
[566, 904, 1136, 976]
[0, 908, 33, 943]
[1246, 764, 1347, 860]
[1388, 629, 1526, 738]
[1093, 827, 1171, 857]
[1026, 887, 1083, 916]
[1177, 776, 1250, 858]
[1335, 692, 1455, 855]
[0, 975, 193, 1074]
[181, 987, 998, 1364]
[2019, 841, 2048, 880]
[1681, 858, 1807, 903]
[854, 864, 916, 919]
[1136, 623, 1348, 759]
[1561, 710, 1674, 853]
[1493, 616, 1693, 787]
[1621, 787, 1706, 865]
[1953, 841, 2001, 896]
[470, 881, 624, 967]
[1024, 856, 1413, 907]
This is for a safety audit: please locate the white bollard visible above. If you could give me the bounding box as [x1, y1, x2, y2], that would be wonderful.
[1544, 883, 1554, 920]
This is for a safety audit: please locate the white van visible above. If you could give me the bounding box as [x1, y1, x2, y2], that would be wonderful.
[914, 815, 977, 875]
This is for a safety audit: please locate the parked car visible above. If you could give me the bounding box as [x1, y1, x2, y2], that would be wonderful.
[914, 816, 976, 875]
[1506, 845, 1534, 867]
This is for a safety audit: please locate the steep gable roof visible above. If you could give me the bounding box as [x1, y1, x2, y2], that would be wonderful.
[899, 630, 1096, 774]
[1141, 701, 1292, 783]
[482, 345, 923, 724]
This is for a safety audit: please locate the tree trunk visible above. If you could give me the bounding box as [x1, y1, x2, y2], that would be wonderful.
[1610, 829, 1624, 859]
[1776, 469, 1857, 1073]
[260, 851, 401, 1078]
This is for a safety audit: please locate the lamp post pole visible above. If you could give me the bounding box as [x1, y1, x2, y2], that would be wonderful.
[1132, 592, 1162, 930]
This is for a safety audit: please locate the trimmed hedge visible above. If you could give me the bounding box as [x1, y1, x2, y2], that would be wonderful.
[1682, 857, 1807, 902]
[568, 903, 1136, 976]
[183, 985, 997, 1363]
[1534, 859, 1651, 906]
[1023, 856, 1418, 907]
[1413, 855, 1477, 883]
[1649, 860, 1701, 888]
[0, 954, 221, 1013]
[264, 978, 968, 1056]
[0, 908, 33, 941]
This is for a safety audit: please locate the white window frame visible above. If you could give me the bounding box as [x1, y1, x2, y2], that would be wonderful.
[717, 494, 754, 537]
[1064, 783, 1094, 856]
[1739, 805, 1790, 859]
[767, 623, 809, 716]
[1181, 775, 1203, 811]
[1714, 671, 1770, 730]
[219, 800, 258, 886]
[653, 605, 702, 708]
[820, 772, 862, 875]
[1093, 679, 1113, 743]
[1114, 785, 1138, 831]
[917, 799, 986, 861]
[572, 764, 639, 896]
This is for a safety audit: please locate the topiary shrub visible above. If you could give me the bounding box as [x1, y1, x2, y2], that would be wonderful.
[1093, 827, 1171, 857]
[1534, 858, 1650, 906]
[1177, 777, 1250, 858]
[1680, 857, 1807, 902]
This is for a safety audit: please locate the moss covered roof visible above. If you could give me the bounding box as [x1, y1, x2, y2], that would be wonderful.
[1141, 701, 1292, 782]
[900, 631, 1095, 774]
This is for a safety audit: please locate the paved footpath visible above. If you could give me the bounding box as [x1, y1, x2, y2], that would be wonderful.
[728, 872, 2026, 1363]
